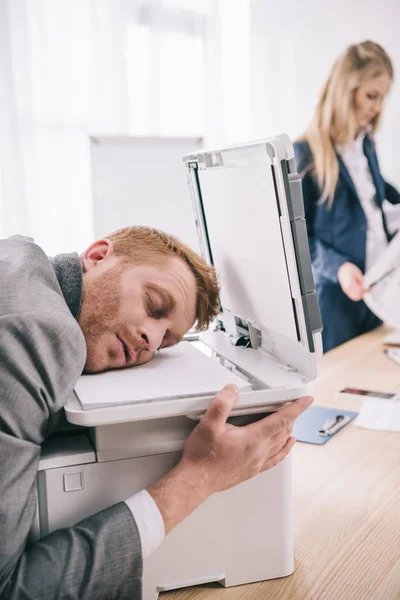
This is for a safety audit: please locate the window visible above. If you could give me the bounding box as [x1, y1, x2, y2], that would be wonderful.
[127, 0, 211, 136]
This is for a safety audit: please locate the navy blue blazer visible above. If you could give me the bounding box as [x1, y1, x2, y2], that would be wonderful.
[294, 137, 400, 284]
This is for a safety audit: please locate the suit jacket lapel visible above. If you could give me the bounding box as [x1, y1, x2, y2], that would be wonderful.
[336, 152, 359, 202]
[363, 136, 385, 207]
[363, 136, 391, 240]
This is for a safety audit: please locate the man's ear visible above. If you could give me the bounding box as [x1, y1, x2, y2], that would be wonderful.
[80, 239, 114, 273]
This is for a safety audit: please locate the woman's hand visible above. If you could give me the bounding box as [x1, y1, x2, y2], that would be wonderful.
[338, 262, 368, 301]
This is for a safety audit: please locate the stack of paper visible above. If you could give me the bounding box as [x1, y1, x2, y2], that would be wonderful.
[354, 398, 400, 432]
[75, 342, 251, 410]
[364, 232, 400, 328]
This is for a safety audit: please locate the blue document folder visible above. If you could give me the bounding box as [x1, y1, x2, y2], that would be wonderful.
[292, 405, 358, 445]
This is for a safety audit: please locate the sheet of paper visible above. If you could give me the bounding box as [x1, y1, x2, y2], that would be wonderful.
[75, 341, 251, 409]
[364, 232, 400, 328]
[354, 399, 400, 432]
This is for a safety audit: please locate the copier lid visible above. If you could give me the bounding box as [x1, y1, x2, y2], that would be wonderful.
[183, 134, 322, 376]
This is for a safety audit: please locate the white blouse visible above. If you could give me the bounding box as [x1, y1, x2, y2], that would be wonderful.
[336, 132, 388, 271]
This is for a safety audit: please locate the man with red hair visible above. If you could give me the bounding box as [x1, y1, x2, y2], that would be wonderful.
[0, 228, 312, 599]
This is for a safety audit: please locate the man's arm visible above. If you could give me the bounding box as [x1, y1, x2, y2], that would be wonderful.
[0, 312, 143, 600]
[4, 503, 141, 600]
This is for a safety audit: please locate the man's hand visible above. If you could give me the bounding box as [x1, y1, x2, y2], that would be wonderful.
[147, 385, 313, 534]
[180, 385, 312, 494]
[338, 262, 367, 301]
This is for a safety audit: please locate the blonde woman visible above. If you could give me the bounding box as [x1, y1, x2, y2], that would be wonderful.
[295, 41, 400, 352]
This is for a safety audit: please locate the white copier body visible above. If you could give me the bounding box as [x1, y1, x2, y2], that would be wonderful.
[34, 134, 322, 599]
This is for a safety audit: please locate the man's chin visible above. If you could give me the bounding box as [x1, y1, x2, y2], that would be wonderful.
[134, 350, 155, 366]
[82, 363, 104, 375]
[82, 353, 110, 374]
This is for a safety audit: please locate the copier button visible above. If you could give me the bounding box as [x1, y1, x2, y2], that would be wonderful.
[63, 471, 84, 492]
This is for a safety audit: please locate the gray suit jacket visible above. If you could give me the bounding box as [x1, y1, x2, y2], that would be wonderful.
[0, 236, 142, 599]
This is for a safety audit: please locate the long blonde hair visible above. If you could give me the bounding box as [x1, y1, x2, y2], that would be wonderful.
[298, 41, 393, 206]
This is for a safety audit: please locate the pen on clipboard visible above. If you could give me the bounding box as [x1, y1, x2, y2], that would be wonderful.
[318, 414, 351, 436]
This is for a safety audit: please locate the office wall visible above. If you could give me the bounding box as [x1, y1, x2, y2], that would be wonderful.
[249, 0, 400, 187]
[90, 136, 203, 252]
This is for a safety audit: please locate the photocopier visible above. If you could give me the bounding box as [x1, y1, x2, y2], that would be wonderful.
[33, 133, 322, 599]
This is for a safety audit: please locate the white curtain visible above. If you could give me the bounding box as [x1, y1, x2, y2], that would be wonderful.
[0, 0, 250, 255]
[1, 0, 141, 254]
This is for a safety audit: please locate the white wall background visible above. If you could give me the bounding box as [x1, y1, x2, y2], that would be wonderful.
[0, 0, 214, 254]
[249, 0, 400, 188]
[90, 136, 203, 252]
[1, 0, 399, 254]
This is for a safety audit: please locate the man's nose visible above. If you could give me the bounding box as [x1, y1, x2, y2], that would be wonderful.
[139, 323, 166, 352]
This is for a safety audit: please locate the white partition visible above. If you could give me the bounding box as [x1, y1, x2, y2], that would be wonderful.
[90, 136, 203, 252]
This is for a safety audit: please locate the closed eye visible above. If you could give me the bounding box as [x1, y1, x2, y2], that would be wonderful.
[144, 284, 176, 320]
[146, 293, 166, 320]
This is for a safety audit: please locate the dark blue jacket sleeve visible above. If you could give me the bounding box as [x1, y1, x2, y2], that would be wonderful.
[294, 142, 349, 283]
[385, 181, 400, 205]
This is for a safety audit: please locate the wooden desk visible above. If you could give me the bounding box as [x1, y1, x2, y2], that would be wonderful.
[164, 326, 400, 600]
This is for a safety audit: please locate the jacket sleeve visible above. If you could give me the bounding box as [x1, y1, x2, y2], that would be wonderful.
[0, 312, 142, 600]
[385, 181, 400, 205]
[295, 142, 350, 283]
[367, 139, 400, 206]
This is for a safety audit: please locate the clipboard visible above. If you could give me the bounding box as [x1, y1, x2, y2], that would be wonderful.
[292, 405, 358, 445]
